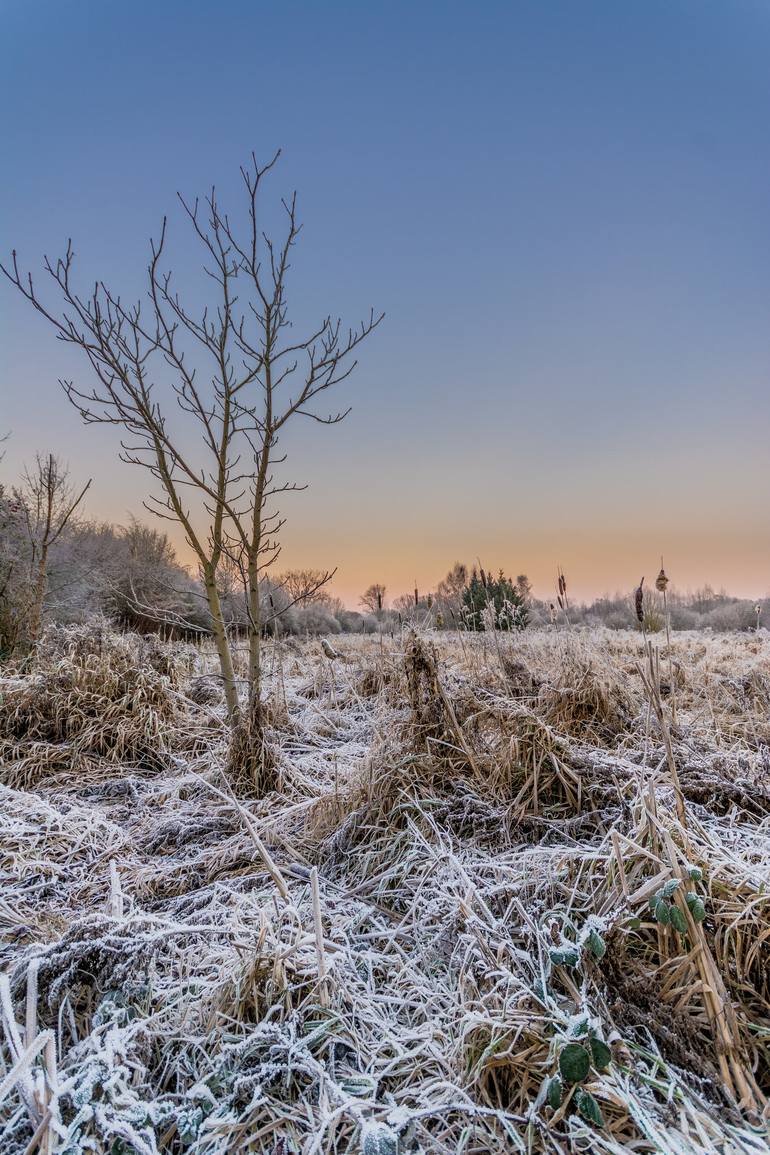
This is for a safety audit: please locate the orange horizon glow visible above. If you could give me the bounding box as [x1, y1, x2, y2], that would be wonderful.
[160, 522, 769, 610]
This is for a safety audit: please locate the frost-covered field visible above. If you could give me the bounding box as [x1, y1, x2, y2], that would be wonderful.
[1, 623, 769, 1153]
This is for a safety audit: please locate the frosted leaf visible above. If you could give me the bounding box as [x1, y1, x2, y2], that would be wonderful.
[361, 1120, 399, 1155]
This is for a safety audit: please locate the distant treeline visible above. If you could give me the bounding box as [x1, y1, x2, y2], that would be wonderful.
[1, 461, 766, 655]
[361, 567, 768, 635]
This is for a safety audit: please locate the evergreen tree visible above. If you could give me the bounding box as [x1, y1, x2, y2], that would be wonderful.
[461, 568, 528, 631]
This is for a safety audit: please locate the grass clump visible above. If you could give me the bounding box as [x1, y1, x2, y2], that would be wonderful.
[0, 620, 201, 788]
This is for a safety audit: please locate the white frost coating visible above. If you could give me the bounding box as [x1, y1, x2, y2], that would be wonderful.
[0, 625, 769, 1153]
[360, 1119, 399, 1155]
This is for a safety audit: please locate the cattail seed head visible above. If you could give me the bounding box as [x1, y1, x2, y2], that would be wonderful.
[655, 568, 669, 593]
[634, 577, 645, 624]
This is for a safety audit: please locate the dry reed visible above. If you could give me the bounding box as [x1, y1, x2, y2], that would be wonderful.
[1, 623, 769, 1153]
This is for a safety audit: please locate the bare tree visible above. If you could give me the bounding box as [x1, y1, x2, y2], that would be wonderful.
[436, 561, 467, 620]
[360, 583, 386, 615]
[437, 562, 467, 598]
[391, 592, 417, 616]
[515, 573, 532, 602]
[16, 453, 91, 645]
[2, 153, 382, 791]
[0, 483, 27, 655]
[106, 518, 206, 638]
[278, 568, 334, 606]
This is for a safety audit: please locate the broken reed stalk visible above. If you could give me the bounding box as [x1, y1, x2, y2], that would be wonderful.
[0, 974, 35, 1120]
[25, 957, 38, 1049]
[659, 827, 765, 1116]
[641, 778, 670, 961]
[637, 641, 687, 828]
[109, 859, 124, 918]
[635, 577, 655, 767]
[0, 1030, 51, 1119]
[615, 796, 766, 1119]
[656, 563, 677, 726]
[0, 969, 59, 1153]
[310, 866, 329, 1008]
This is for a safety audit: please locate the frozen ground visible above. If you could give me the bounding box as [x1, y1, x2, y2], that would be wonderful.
[1, 623, 769, 1153]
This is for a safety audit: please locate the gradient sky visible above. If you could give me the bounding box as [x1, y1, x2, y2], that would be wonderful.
[2, 0, 769, 605]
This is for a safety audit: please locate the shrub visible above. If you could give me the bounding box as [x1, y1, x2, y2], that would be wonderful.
[669, 606, 700, 631]
[703, 601, 760, 632]
[461, 568, 528, 631]
[294, 605, 342, 635]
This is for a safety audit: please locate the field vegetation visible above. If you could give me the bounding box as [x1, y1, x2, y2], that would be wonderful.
[1, 620, 769, 1152]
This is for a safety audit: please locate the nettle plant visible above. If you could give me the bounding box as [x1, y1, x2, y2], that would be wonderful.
[547, 914, 607, 970]
[539, 916, 613, 1127]
[540, 868, 708, 1128]
[648, 868, 706, 934]
[546, 1017, 612, 1127]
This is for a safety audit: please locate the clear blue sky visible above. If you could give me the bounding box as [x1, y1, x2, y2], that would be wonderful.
[2, 0, 769, 601]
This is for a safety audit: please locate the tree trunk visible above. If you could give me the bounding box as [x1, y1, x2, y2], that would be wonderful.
[247, 555, 262, 732]
[224, 555, 276, 795]
[27, 546, 49, 647]
[227, 684, 275, 796]
[203, 572, 240, 721]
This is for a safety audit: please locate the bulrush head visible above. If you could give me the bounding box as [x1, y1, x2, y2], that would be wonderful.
[634, 577, 645, 624]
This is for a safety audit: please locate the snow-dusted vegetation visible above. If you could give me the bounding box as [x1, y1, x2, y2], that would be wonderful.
[2, 622, 769, 1152]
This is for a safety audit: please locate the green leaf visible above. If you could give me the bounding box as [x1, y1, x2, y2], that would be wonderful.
[653, 899, 670, 925]
[687, 865, 703, 881]
[669, 905, 687, 934]
[570, 1015, 590, 1037]
[587, 930, 606, 959]
[627, 916, 641, 930]
[588, 1037, 612, 1070]
[549, 945, 580, 968]
[559, 1042, 590, 1083]
[178, 1106, 204, 1145]
[342, 1075, 376, 1096]
[546, 1075, 562, 1109]
[661, 878, 681, 898]
[686, 893, 706, 922]
[574, 1088, 604, 1127]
